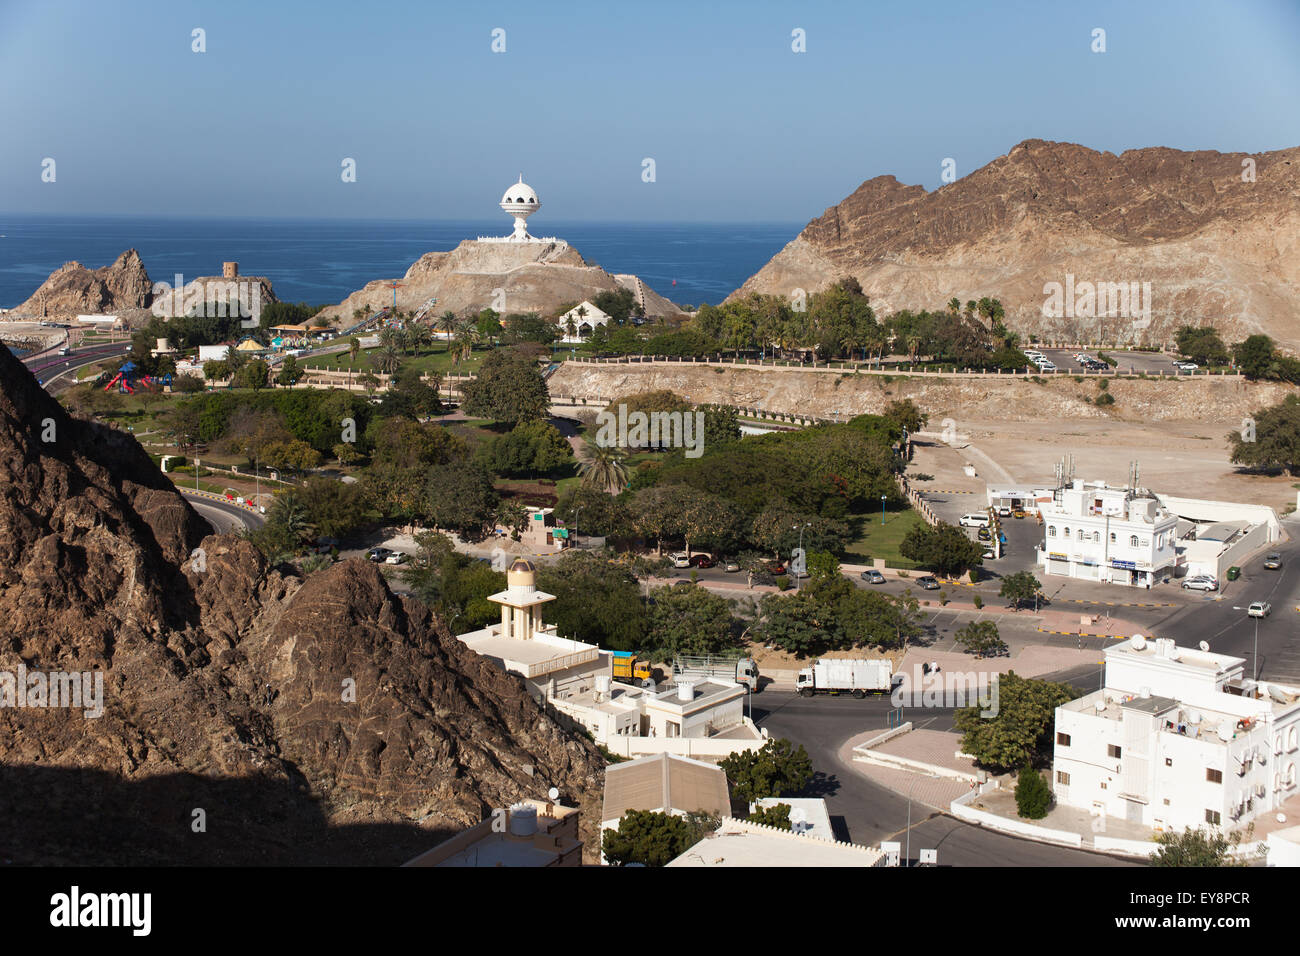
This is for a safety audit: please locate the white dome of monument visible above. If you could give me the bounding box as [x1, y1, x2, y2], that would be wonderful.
[500, 177, 539, 207]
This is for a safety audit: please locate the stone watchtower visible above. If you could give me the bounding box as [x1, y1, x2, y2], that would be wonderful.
[222, 262, 239, 279]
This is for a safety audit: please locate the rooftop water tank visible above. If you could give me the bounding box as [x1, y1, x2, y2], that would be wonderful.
[594, 675, 611, 700]
[678, 681, 696, 702]
[508, 802, 537, 837]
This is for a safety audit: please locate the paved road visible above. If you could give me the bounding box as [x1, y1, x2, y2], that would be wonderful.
[182, 492, 265, 533]
[22, 342, 130, 393]
[753, 685, 1134, 866]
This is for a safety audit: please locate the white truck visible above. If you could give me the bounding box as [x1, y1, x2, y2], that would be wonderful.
[673, 655, 760, 691]
[796, 658, 899, 698]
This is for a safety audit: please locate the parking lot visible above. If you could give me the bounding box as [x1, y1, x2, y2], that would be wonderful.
[1030, 348, 1189, 375]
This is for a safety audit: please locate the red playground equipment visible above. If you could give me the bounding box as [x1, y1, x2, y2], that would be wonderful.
[102, 361, 169, 394]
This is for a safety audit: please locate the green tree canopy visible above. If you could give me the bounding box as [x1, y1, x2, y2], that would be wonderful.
[719, 738, 814, 803]
[459, 349, 550, 425]
[954, 672, 1078, 773]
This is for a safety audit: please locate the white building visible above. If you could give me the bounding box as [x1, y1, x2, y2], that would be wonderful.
[1038, 479, 1179, 587]
[456, 558, 610, 703]
[1053, 635, 1300, 834]
[198, 344, 231, 363]
[666, 817, 884, 868]
[555, 301, 611, 343]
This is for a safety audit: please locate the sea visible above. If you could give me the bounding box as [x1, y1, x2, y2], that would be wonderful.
[0, 215, 802, 313]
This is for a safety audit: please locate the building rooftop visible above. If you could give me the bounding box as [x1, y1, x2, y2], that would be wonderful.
[602, 752, 731, 824]
[457, 626, 600, 679]
[667, 818, 882, 868]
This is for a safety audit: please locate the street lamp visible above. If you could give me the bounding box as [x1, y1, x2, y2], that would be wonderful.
[793, 522, 810, 590]
[881, 494, 887, 525]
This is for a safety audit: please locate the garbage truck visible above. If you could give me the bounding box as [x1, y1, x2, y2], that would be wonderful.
[796, 658, 898, 698]
[611, 650, 653, 684]
[673, 655, 760, 691]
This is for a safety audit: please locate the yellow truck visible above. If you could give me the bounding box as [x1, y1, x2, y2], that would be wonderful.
[612, 651, 653, 683]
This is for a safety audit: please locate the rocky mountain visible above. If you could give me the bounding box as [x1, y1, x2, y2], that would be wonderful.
[12, 249, 154, 319]
[0, 344, 604, 864]
[314, 239, 683, 324]
[730, 140, 1300, 348]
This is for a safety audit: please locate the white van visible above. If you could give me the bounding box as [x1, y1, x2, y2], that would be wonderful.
[959, 513, 991, 528]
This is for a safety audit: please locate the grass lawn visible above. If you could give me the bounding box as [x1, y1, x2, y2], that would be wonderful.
[841, 506, 926, 569]
[299, 344, 485, 377]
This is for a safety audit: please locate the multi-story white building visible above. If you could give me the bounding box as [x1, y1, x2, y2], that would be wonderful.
[1038, 479, 1178, 587]
[1053, 635, 1300, 833]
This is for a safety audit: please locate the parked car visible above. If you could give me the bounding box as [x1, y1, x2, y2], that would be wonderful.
[671, 552, 691, 569]
[982, 548, 996, 560]
[689, 553, 715, 569]
[385, 552, 409, 565]
[1248, 601, 1272, 618]
[1264, 553, 1282, 570]
[977, 528, 991, 541]
[311, 537, 338, 555]
[766, 561, 787, 575]
[860, 569, 886, 584]
[724, 561, 741, 573]
[1182, 575, 1218, 592]
[916, 575, 940, 590]
[367, 547, 393, 562]
[997, 506, 1012, 517]
[1012, 509, 1027, 519]
[1037, 361, 1057, 372]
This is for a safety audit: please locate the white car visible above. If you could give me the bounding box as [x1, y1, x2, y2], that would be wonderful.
[1182, 575, 1218, 592]
[1175, 362, 1199, 372]
[1248, 602, 1271, 618]
[385, 552, 409, 565]
[1037, 361, 1057, 372]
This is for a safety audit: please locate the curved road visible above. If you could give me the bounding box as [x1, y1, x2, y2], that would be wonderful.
[182, 492, 264, 533]
[753, 672, 1136, 867]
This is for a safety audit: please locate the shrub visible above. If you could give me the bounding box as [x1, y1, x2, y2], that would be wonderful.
[973, 595, 984, 610]
[1095, 392, 1115, 406]
[939, 590, 949, 606]
[774, 574, 789, 590]
[1015, 765, 1052, 819]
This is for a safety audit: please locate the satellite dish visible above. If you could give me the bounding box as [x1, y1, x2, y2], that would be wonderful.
[1131, 634, 1147, 651]
[1199, 641, 1210, 652]
[547, 787, 559, 801]
[1278, 813, 1287, 824]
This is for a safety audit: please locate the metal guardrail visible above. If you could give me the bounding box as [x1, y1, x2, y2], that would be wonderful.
[180, 488, 259, 513]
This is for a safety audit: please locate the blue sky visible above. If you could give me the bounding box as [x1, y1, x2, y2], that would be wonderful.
[1, 0, 1297, 222]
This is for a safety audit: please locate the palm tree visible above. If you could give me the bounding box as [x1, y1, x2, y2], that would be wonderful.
[436, 311, 457, 349]
[564, 314, 579, 343]
[377, 341, 401, 375]
[454, 321, 478, 362]
[578, 443, 631, 495]
[348, 336, 361, 386]
[410, 324, 432, 354]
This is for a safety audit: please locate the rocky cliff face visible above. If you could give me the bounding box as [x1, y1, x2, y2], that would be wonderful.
[0, 344, 604, 864]
[13, 249, 154, 318]
[730, 140, 1300, 348]
[315, 239, 683, 323]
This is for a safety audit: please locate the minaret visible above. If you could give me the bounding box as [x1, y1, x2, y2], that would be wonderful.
[488, 559, 556, 639]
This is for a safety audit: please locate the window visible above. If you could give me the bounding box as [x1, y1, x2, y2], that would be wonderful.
[1129, 535, 1139, 548]
[1077, 529, 1085, 541]
[1064, 527, 1071, 537]
[1056, 771, 1071, 785]
[1048, 526, 1056, 537]
[1057, 732, 1071, 746]
[1094, 532, 1101, 543]
[1108, 744, 1122, 759]
[1206, 768, 1223, 784]
[1110, 532, 1116, 543]
[1206, 809, 1221, 825]
[1165, 758, 1173, 766]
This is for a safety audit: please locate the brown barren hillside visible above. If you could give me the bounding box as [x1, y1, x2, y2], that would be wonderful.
[730, 140, 1300, 348]
[0, 344, 604, 864]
